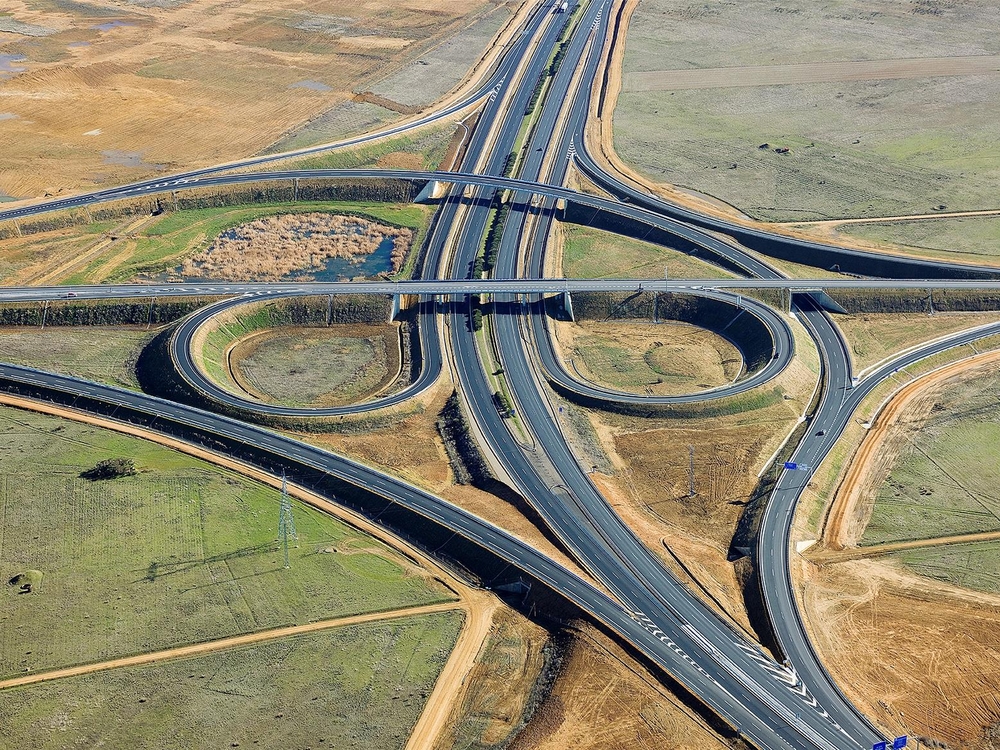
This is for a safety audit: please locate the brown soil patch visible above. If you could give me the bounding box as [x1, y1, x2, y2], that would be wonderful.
[406, 589, 501, 750]
[353, 91, 423, 116]
[799, 351, 1000, 748]
[511, 622, 730, 750]
[0, 0, 511, 200]
[798, 557, 1000, 748]
[375, 151, 426, 170]
[436, 607, 550, 749]
[181, 213, 412, 281]
[298, 384, 594, 584]
[624, 56, 1000, 92]
[604, 423, 772, 632]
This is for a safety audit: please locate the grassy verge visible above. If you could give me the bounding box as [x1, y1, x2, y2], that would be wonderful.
[0, 327, 156, 389]
[0, 613, 463, 750]
[264, 124, 455, 173]
[837, 311, 1000, 374]
[0, 405, 454, 678]
[833, 215, 1000, 267]
[890, 542, 1000, 595]
[475, 308, 530, 442]
[561, 223, 737, 280]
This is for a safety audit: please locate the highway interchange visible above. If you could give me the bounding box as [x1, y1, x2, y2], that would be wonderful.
[0, 0, 995, 748]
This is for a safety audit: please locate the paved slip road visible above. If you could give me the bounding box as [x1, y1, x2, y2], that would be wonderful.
[4, 0, 996, 746]
[441, 2, 873, 749]
[0, 361, 828, 750]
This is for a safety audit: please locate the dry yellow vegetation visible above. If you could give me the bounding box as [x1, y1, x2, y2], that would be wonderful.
[182, 213, 412, 281]
[0, 0, 518, 200]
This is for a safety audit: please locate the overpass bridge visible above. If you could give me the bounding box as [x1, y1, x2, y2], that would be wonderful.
[2, 277, 1000, 305]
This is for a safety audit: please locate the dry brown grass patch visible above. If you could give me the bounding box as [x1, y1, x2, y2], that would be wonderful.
[511, 622, 731, 750]
[0, 0, 509, 199]
[181, 212, 412, 281]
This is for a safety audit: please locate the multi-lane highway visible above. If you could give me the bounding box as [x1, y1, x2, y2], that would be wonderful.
[0, 0, 992, 747]
[10, 277, 1000, 303]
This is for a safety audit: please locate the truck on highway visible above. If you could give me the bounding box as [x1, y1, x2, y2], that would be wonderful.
[554, 1, 568, 12]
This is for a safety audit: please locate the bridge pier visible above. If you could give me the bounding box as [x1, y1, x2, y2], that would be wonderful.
[414, 180, 447, 204]
[561, 290, 575, 321]
[389, 293, 418, 321]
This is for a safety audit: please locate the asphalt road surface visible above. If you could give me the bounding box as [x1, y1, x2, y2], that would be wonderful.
[1, 0, 994, 747]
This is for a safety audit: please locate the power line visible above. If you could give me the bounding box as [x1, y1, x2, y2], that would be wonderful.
[278, 472, 298, 569]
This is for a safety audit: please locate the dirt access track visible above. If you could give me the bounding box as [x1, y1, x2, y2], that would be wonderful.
[623, 56, 1000, 92]
[798, 351, 1000, 747]
[0, 390, 505, 750]
[0, 0, 529, 201]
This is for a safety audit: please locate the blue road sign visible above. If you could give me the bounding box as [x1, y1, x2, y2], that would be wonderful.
[873, 742, 887, 750]
[784, 461, 798, 470]
[892, 737, 907, 750]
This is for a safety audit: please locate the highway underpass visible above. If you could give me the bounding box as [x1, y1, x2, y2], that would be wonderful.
[3, 0, 998, 746]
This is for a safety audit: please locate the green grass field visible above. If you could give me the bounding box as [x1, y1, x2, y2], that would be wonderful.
[862, 369, 1000, 547]
[615, 0, 1000, 222]
[890, 542, 1000, 595]
[0, 327, 156, 389]
[834, 216, 1000, 266]
[562, 224, 736, 279]
[276, 125, 455, 172]
[235, 329, 395, 407]
[0, 612, 463, 750]
[836, 312, 1000, 374]
[0, 405, 454, 679]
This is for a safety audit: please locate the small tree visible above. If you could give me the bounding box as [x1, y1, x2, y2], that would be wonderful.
[81, 458, 137, 480]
